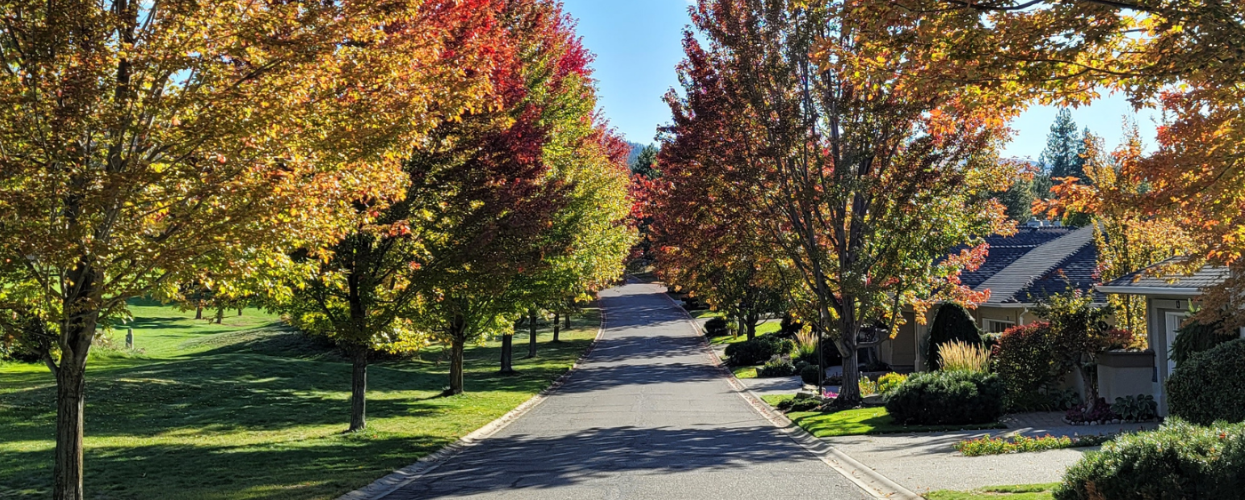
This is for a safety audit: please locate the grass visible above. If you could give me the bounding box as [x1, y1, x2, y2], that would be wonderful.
[0, 302, 600, 500]
[924, 483, 1058, 500]
[760, 395, 1005, 437]
[707, 321, 781, 345]
[731, 365, 757, 379]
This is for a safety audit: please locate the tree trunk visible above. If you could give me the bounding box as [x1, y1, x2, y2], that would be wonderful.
[835, 314, 863, 406]
[742, 317, 754, 340]
[552, 313, 561, 342]
[54, 361, 87, 500]
[449, 335, 465, 395]
[348, 348, 367, 432]
[746, 311, 758, 340]
[214, 308, 224, 324]
[500, 334, 515, 374]
[238, 307, 244, 317]
[565, 313, 571, 330]
[195, 306, 203, 320]
[526, 309, 538, 359]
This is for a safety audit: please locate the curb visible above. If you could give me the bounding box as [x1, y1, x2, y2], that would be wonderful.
[336, 306, 609, 500]
[657, 287, 923, 500]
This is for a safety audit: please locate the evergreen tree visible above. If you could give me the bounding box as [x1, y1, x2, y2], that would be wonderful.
[1039, 108, 1086, 180]
[630, 144, 660, 179]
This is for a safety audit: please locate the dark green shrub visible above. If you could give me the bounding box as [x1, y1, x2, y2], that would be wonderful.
[926, 303, 984, 370]
[884, 370, 1005, 425]
[1168, 338, 1245, 425]
[992, 322, 1063, 412]
[800, 364, 821, 385]
[724, 336, 795, 366]
[1111, 394, 1158, 422]
[704, 317, 730, 337]
[757, 359, 797, 377]
[776, 393, 822, 412]
[1054, 418, 1245, 500]
[1171, 318, 1234, 365]
[780, 314, 803, 335]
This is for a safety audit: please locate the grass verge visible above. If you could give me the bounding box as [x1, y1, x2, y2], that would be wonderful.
[760, 395, 1005, 437]
[924, 483, 1058, 500]
[0, 303, 600, 500]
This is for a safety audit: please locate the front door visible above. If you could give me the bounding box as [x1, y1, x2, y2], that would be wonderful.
[1164, 311, 1188, 376]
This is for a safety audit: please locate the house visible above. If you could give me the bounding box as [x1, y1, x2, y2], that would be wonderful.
[1096, 263, 1235, 415]
[881, 223, 1104, 371]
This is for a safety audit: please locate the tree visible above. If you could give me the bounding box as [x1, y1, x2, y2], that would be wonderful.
[404, 0, 630, 394]
[926, 303, 984, 370]
[1038, 122, 1193, 339]
[0, 1, 498, 497]
[670, 0, 1015, 405]
[630, 144, 660, 180]
[1039, 109, 1087, 182]
[1033, 290, 1129, 412]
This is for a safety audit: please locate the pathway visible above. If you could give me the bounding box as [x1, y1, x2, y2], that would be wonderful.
[377, 282, 870, 500]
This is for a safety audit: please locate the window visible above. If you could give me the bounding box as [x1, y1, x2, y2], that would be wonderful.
[984, 319, 1015, 334]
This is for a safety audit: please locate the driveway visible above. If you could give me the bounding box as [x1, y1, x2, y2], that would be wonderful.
[377, 283, 869, 499]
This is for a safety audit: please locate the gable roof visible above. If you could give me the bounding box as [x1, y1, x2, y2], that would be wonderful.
[956, 227, 1077, 290]
[974, 226, 1097, 305]
[1097, 259, 1231, 297]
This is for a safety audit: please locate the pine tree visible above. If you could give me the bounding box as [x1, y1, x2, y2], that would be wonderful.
[631, 144, 660, 179]
[1039, 109, 1086, 180]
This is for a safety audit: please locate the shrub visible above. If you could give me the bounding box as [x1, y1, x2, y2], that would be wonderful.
[1167, 338, 1245, 425]
[885, 370, 1005, 425]
[926, 303, 984, 370]
[704, 317, 730, 337]
[1111, 394, 1158, 422]
[800, 364, 822, 385]
[794, 328, 818, 361]
[939, 340, 990, 373]
[1064, 398, 1118, 424]
[776, 393, 822, 413]
[780, 314, 804, 335]
[757, 358, 797, 377]
[992, 322, 1063, 412]
[724, 336, 795, 366]
[859, 376, 878, 396]
[1054, 419, 1245, 500]
[876, 372, 908, 395]
[1171, 318, 1234, 366]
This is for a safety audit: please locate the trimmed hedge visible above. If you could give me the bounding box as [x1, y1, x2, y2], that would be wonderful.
[800, 364, 822, 385]
[926, 303, 984, 370]
[757, 359, 797, 377]
[884, 370, 1005, 425]
[724, 336, 795, 366]
[1167, 338, 1245, 425]
[1055, 419, 1245, 500]
[704, 317, 730, 337]
[992, 322, 1063, 412]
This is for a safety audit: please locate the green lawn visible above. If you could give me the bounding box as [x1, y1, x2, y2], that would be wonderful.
[760, 395, 1005, 437]
[707, 321, 780, 345]
[0, 303, 599, 500]
[924, 483, 1058, 500]
[731, 365, 758, 379]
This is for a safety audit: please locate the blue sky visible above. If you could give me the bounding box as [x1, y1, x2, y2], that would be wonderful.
[561, 0, 1160, 160]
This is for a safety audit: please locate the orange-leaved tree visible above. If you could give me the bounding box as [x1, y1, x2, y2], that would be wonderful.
[0, 1, 496, 497]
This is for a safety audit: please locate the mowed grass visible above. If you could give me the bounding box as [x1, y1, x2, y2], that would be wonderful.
[924, 483, 1058, 500]
[760, 395, 1005, 437]
[707, 320, 780, 345]
[0, 303, 600, 500]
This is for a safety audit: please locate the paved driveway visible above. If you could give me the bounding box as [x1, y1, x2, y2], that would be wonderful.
[383, 283, 869, 500]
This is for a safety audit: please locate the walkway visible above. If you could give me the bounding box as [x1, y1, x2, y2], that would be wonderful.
[380, 283, 869, 499]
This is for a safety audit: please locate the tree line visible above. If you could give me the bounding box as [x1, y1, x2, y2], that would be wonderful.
[0, 1, 634, 499]
[643, 0, 1245, 408]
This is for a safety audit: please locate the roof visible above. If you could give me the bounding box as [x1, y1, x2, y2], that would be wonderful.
[974, 226, 1098, 305]
[956, 227, 1077, 289]
[1097, 260, 1231, 297]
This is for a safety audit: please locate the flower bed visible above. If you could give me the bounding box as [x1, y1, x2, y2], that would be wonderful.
[955, 433, 1116, 456]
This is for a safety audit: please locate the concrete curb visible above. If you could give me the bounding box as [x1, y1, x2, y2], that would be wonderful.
[336, 306, 609, 500]
[656, 286, 923, 500]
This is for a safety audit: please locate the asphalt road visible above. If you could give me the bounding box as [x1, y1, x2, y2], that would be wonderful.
[383, 282, 869, 500]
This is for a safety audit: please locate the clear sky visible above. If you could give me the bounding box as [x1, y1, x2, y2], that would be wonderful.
[561, 0, 1160, 160]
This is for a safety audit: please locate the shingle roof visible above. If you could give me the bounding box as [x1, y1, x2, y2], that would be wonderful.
[1020, 244, 1105, 303]
[1098, 259, 1230, 295]
[956, 227, 1076, 289]
[973, 226, 1097, 304]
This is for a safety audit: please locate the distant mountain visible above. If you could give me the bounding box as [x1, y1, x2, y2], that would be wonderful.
[626, 141, 645, 167]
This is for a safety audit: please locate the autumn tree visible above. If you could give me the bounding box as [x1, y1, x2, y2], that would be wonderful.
[674, 0, 1016, 405]
[0, 1, 498, 497]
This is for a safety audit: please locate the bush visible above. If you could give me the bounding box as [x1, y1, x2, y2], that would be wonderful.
[704, 317, 730, 337]
[1167, 338, 1245, 425]
[1054, 419, 1245, 500]
[776, 393, 822, 413]
[1111, 394, 1158, 422]
[1171, 318, 1234, 366]
[800, 364, 822, 385]
[859, 376, 878, 396]
[780, 314, 804, 335]
[926, 303, 984, 370]
[724, 336, 795, 366]
[757, 358, 797, 377]
[1064, 398, 1118, 424]
[939, 340, 990, 373]
[877, 372, 908, 395]
[956, 434, 1115, 457]
[885, 370, 1005, 425]
[992, 322, 1063, 412]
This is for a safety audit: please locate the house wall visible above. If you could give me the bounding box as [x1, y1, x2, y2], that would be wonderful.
[1146, 296, 1192, 417]
[881, 312, 917, 371]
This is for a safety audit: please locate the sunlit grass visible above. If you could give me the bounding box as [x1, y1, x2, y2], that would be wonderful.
[760, 395, 1005, 437]
[0, 303, 599, 499]
[924, 483, 1058, 500]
